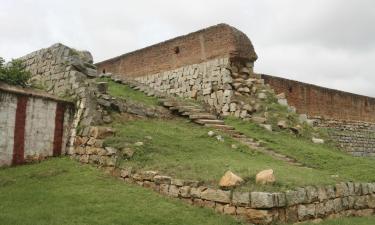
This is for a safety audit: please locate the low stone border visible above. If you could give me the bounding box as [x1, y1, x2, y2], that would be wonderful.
[71, 127, 375, 224]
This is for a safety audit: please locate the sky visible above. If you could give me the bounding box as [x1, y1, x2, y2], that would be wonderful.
[1, 0, 375, 96]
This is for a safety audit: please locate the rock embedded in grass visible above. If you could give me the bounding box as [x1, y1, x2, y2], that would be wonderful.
[255, 169, 276, 185]
[312, 137, 325, 144]
[134, 141, 144, 146]
[207, 130, 215, 137]
[219, 171, 244, 189]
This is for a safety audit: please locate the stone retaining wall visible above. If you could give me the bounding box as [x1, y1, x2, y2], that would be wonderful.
[315, 118, 375, 157]
[0, 82, 74, 166]
[134, 57, 275, 120]
[71, 127, 375, 224]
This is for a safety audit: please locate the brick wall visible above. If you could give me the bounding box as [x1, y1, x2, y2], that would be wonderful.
[261, 74, 375, 123]
[0, 83, 74, 166]
[95, 23, 257, 78]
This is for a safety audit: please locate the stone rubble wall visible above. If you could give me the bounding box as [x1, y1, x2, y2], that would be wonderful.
[17, 43, 104, 154]
[134, 57, 270, 119]
[315, 118, 375, 157]
[71, 128, 375, 224]
[0, 82, 74, 166]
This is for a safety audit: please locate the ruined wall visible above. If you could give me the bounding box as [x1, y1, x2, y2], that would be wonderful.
[0, 83, 73, 166]
[95, 23, 257, 78]
[261, 74, 375, 123]
[261, 74, 375, 157]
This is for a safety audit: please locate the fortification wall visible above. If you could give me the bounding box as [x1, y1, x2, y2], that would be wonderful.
[95, 23, 257, 78]
[0, 83, 74, 166]
[261, 74, 375, 123]
[261, 74, 375, 157]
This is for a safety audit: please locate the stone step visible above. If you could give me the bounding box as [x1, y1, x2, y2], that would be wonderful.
[189, 114, 217, 120]
[204, 124, 235, 130]
[195, 119, 225, 125]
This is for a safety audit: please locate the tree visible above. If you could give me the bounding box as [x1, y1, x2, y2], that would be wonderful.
[0, 57, 31, 87]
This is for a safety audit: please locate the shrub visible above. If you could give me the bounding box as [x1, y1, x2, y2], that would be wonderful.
[0, 57, 31, 87]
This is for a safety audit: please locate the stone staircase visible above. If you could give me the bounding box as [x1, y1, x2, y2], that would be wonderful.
[106, 75, 305, 167]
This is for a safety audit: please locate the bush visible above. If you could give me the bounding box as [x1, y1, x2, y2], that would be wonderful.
[0, 57, 31, 87]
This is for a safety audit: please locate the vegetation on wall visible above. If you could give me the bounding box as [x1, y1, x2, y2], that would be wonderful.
[0, 57, 31, 87]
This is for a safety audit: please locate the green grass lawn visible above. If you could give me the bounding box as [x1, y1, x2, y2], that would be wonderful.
[98, 78, 159, 106]
[0, 158, 243, 225]
[104, 117, 347, 191]
[1, 158, 374, 225]
[226, 117, 375, 183]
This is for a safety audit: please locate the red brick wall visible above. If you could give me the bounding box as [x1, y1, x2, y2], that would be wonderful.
[95, 24, 257, 78]
[261, 74, 375, 123]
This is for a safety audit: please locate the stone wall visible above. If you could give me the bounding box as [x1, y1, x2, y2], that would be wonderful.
[95, 23, 257, 78]
[17, 43, 107, 154]
[71, 128, 375, 224]
[0, 82, 73, 166]
[315, 118, 375, 157]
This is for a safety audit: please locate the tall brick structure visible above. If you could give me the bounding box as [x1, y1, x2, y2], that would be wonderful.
[96, 23, 257, 78]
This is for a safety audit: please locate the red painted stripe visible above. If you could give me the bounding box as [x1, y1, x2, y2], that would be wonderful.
[53, 102, 65, 156]
[12, 96, 28, 165]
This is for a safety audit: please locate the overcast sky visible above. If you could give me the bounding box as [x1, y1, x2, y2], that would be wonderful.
[1, 0, 374, 96]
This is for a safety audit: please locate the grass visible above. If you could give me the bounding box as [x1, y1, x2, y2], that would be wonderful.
[226, 117, 375, 183]
[1, 158, 375, 225]
[97, 78, 159, 106]
[104, 116, 346, 191]
[0, 158, 243, 225]
[304, 217, 375, 225]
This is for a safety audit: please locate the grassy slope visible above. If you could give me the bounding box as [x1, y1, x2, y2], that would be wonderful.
[101, 79, 375, 191]
[0, 158, 374, 225]
[105, 117, 340, 191]
[226, 117, 375, 183]
[0, 158, 243, 225]
[99, 78, 159, 106]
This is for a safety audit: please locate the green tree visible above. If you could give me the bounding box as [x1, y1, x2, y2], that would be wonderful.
[0, 57, 31, 87]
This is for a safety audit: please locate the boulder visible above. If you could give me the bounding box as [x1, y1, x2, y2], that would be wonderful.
[255, 169, 276, 185]
[219, 171, 244, 189]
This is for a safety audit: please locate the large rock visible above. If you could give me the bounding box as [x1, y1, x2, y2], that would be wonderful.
[219, 171, 244, 189]
[256, 169, 276, 185]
